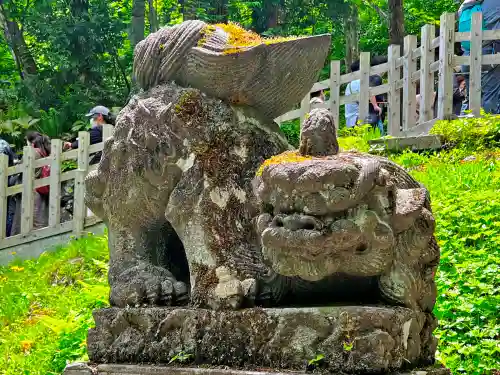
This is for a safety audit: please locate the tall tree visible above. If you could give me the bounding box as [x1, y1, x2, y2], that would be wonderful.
[388, 0, 404, 48]
[148, 0, 159, 33]
[131, 0, 146, 47]
[344, 3, 359, 72]
[0, 2, 37, 78]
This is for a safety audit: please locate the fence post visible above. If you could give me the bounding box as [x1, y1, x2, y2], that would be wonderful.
[329, 60, 341, 130]
[73, 132, 90, 237]
[420, 24, 436, 124]
[299, 94, 310, 126]
[469, 12, 483, 117]
[403, 35, 417, 132]
[0, 154, 8, 239]
[438, 12, 455, 120]
[359, 52, 371, 124]
[48, 139, 62, 228]
[21, 146, 35, 235]
[388, 44, 402, 136]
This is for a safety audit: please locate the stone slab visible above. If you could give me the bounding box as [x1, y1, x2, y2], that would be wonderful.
[368, 135, 443, 152]
[88, 306, 436, 374]
[64, 363, 451, 375]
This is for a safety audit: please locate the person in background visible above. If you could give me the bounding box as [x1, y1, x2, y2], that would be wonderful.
[0, 138, 18, 236]
[310, 90, 325, 110]
[11, 132, 52, 235]
[458, 0, 500, 113]
[345, 62, 383, 128]
[64, 105, 115, 164]
[453, 75, 467, 116]
[368, 74, 385, 135]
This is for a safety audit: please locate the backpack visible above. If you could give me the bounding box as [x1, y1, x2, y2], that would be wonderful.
[458, 1, 484, 52]
[35, 149, 50, 195]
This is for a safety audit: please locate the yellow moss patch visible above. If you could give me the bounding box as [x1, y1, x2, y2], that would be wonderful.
[209, 22, 298, 54]
[256, 151, 313, 176]
[198, 25, 217, 47]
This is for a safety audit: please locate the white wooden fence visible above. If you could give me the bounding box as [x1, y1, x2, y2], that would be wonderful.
[275, 12, 500, 136]
[0, 126, 113, 250]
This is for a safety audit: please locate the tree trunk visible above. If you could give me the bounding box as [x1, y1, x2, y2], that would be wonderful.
[181, 0, 197, 20]
[265, 1, 279, 29]
[0, 5, 37, 78]
[344, 4, 359, 73]
[70, 0, 89, 17]
[388, 0, 404, 49]
[388, 0, 405, 132]
[131, 0, 146, 48]
[148, 0, 159, 33]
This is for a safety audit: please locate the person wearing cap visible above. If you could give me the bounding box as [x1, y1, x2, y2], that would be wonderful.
[64, 105, 115, 151]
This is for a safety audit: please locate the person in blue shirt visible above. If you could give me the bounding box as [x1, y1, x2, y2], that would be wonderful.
[458, 0, 500, 113]
[345, 60, 383, 128]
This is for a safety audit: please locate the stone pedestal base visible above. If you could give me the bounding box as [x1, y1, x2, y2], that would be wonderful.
[64, 363, 451, 375]
[87, 306, 437, 374]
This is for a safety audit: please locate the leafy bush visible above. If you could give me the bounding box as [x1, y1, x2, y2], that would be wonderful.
[411, 155, 500, 374]
[0, 113, 40, 150]
[337, 125, 381, 152]
[430, 112, 500, 150]
[0, 234, 109, 374]
[280, 119, 300, 148]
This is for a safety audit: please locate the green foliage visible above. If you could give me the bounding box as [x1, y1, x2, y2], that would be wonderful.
[337, 125, 381, 152]
[169, 351, 194, 364]
[280, 119, 300, 148]
[0, 234, 109, 374]
[0, 113, 38, 149]
[410, 155, 500, 374]
[308, 353, 325, 365]
[431, 113, 500, 151]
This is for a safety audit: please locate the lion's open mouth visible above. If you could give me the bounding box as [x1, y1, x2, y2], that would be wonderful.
[260, 212, 366, 257]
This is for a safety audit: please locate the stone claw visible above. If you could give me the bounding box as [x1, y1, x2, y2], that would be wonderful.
[211, 267, 256, 309]
[109, 264, 189, 308]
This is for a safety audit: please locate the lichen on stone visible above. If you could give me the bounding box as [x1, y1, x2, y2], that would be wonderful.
[256, 151, 313, 176]
[197, 24, 217, 47]
[212, 22, 299, 55]
[174, 90, 203, 121]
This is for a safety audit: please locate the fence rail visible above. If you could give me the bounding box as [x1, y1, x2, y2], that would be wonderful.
[275, 12, 500, 136]
[0, 125, 113, 250]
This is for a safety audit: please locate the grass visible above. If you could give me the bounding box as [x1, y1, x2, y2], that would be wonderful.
[397, 151, 500, 374]
[0, 149, 499, 374]
[0, 235, 109, 374]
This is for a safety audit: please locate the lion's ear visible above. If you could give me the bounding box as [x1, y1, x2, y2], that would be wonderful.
[391, 188, 427, 234]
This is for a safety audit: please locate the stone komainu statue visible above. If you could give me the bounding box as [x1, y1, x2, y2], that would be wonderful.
[81, 20, 444, 375]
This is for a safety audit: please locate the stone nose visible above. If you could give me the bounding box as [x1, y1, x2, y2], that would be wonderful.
[277, 214, 323, 231]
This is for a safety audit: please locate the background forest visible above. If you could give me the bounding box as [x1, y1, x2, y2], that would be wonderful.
[0, 0, 458, 144]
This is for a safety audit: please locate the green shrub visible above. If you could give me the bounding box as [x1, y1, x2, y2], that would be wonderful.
[0, 234, 109, 374]
[411, 156, 500, 374]
[337, 124, 381, 152]
[279, 119, 300, 148]
[430, 112, 500, 150]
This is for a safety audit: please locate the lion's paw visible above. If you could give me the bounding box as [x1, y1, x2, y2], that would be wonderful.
[211, 266, 256, 309]
[110, 263, 188, 307]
